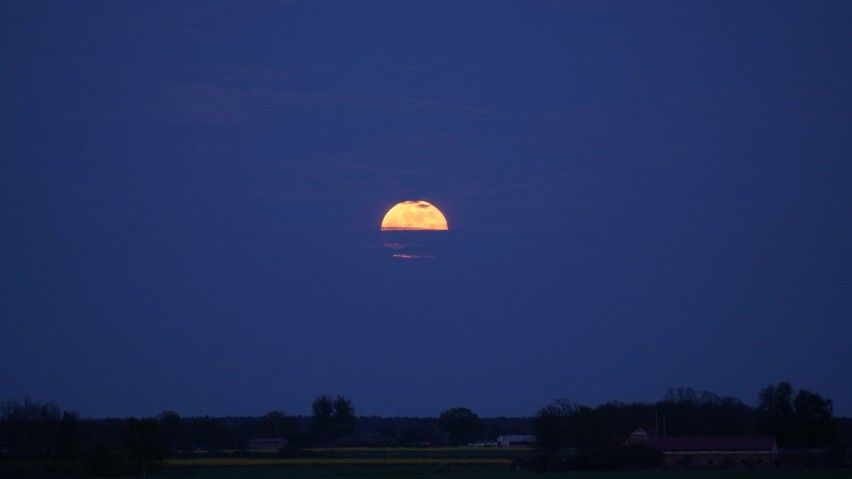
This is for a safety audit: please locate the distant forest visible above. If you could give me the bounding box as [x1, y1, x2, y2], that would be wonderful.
[2, 383, 850, 476]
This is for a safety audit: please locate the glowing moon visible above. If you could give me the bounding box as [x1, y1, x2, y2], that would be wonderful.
[380, 200, 449, 231]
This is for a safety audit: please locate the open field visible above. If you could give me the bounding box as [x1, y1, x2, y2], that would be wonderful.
[150, 465, 852, 479]
[166, 457, 513, 466]
[168, 446, 536, 466]
[157, 449, 851, 479]
[154, 448, 852, 478]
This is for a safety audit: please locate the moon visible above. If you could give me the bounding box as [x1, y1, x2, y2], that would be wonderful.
[380, 200, 449, 231]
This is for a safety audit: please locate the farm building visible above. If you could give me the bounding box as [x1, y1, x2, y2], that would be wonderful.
[621, 426, 657, 446]
[621, 427, 777, 468]
[648, 436, 778, 468]
[496, 435, 536, 447]
[247, 437, 287, 451]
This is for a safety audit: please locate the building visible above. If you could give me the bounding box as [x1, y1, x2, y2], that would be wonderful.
[621, 426, 657, 446]
[621, 426, 777, 468]
[648, 436, 778, 468]
[247, 437, 288, 451]
[496, 435, 536, 447]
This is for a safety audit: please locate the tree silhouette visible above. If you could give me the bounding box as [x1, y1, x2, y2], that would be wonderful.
[311, 395, 356, 445]
[437, 407, 484, 446]
[757, 381, 838, 447]
[794, 389, 836, 447]
[332, 396, 356, 440]
[157, 411, 182, 452]
[123, 417, 165, 476]
[758, 381, 796, 445]
[533, 399, 577, 470]
[0, 398, 62, 475]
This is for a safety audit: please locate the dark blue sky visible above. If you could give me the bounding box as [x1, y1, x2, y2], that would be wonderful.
[2, 1, 851, 419]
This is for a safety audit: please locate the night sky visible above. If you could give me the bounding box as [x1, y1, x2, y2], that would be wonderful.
[3, 1, 851, 419]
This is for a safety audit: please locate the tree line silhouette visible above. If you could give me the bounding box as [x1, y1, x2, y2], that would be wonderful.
[2, 382, 849, 476]
[531, 382, 845, 470]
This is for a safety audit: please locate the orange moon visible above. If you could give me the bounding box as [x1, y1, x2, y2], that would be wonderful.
[380, 201, 449, 231]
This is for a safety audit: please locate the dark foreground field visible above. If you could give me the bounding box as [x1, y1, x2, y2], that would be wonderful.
[141, 466, 852, 479]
